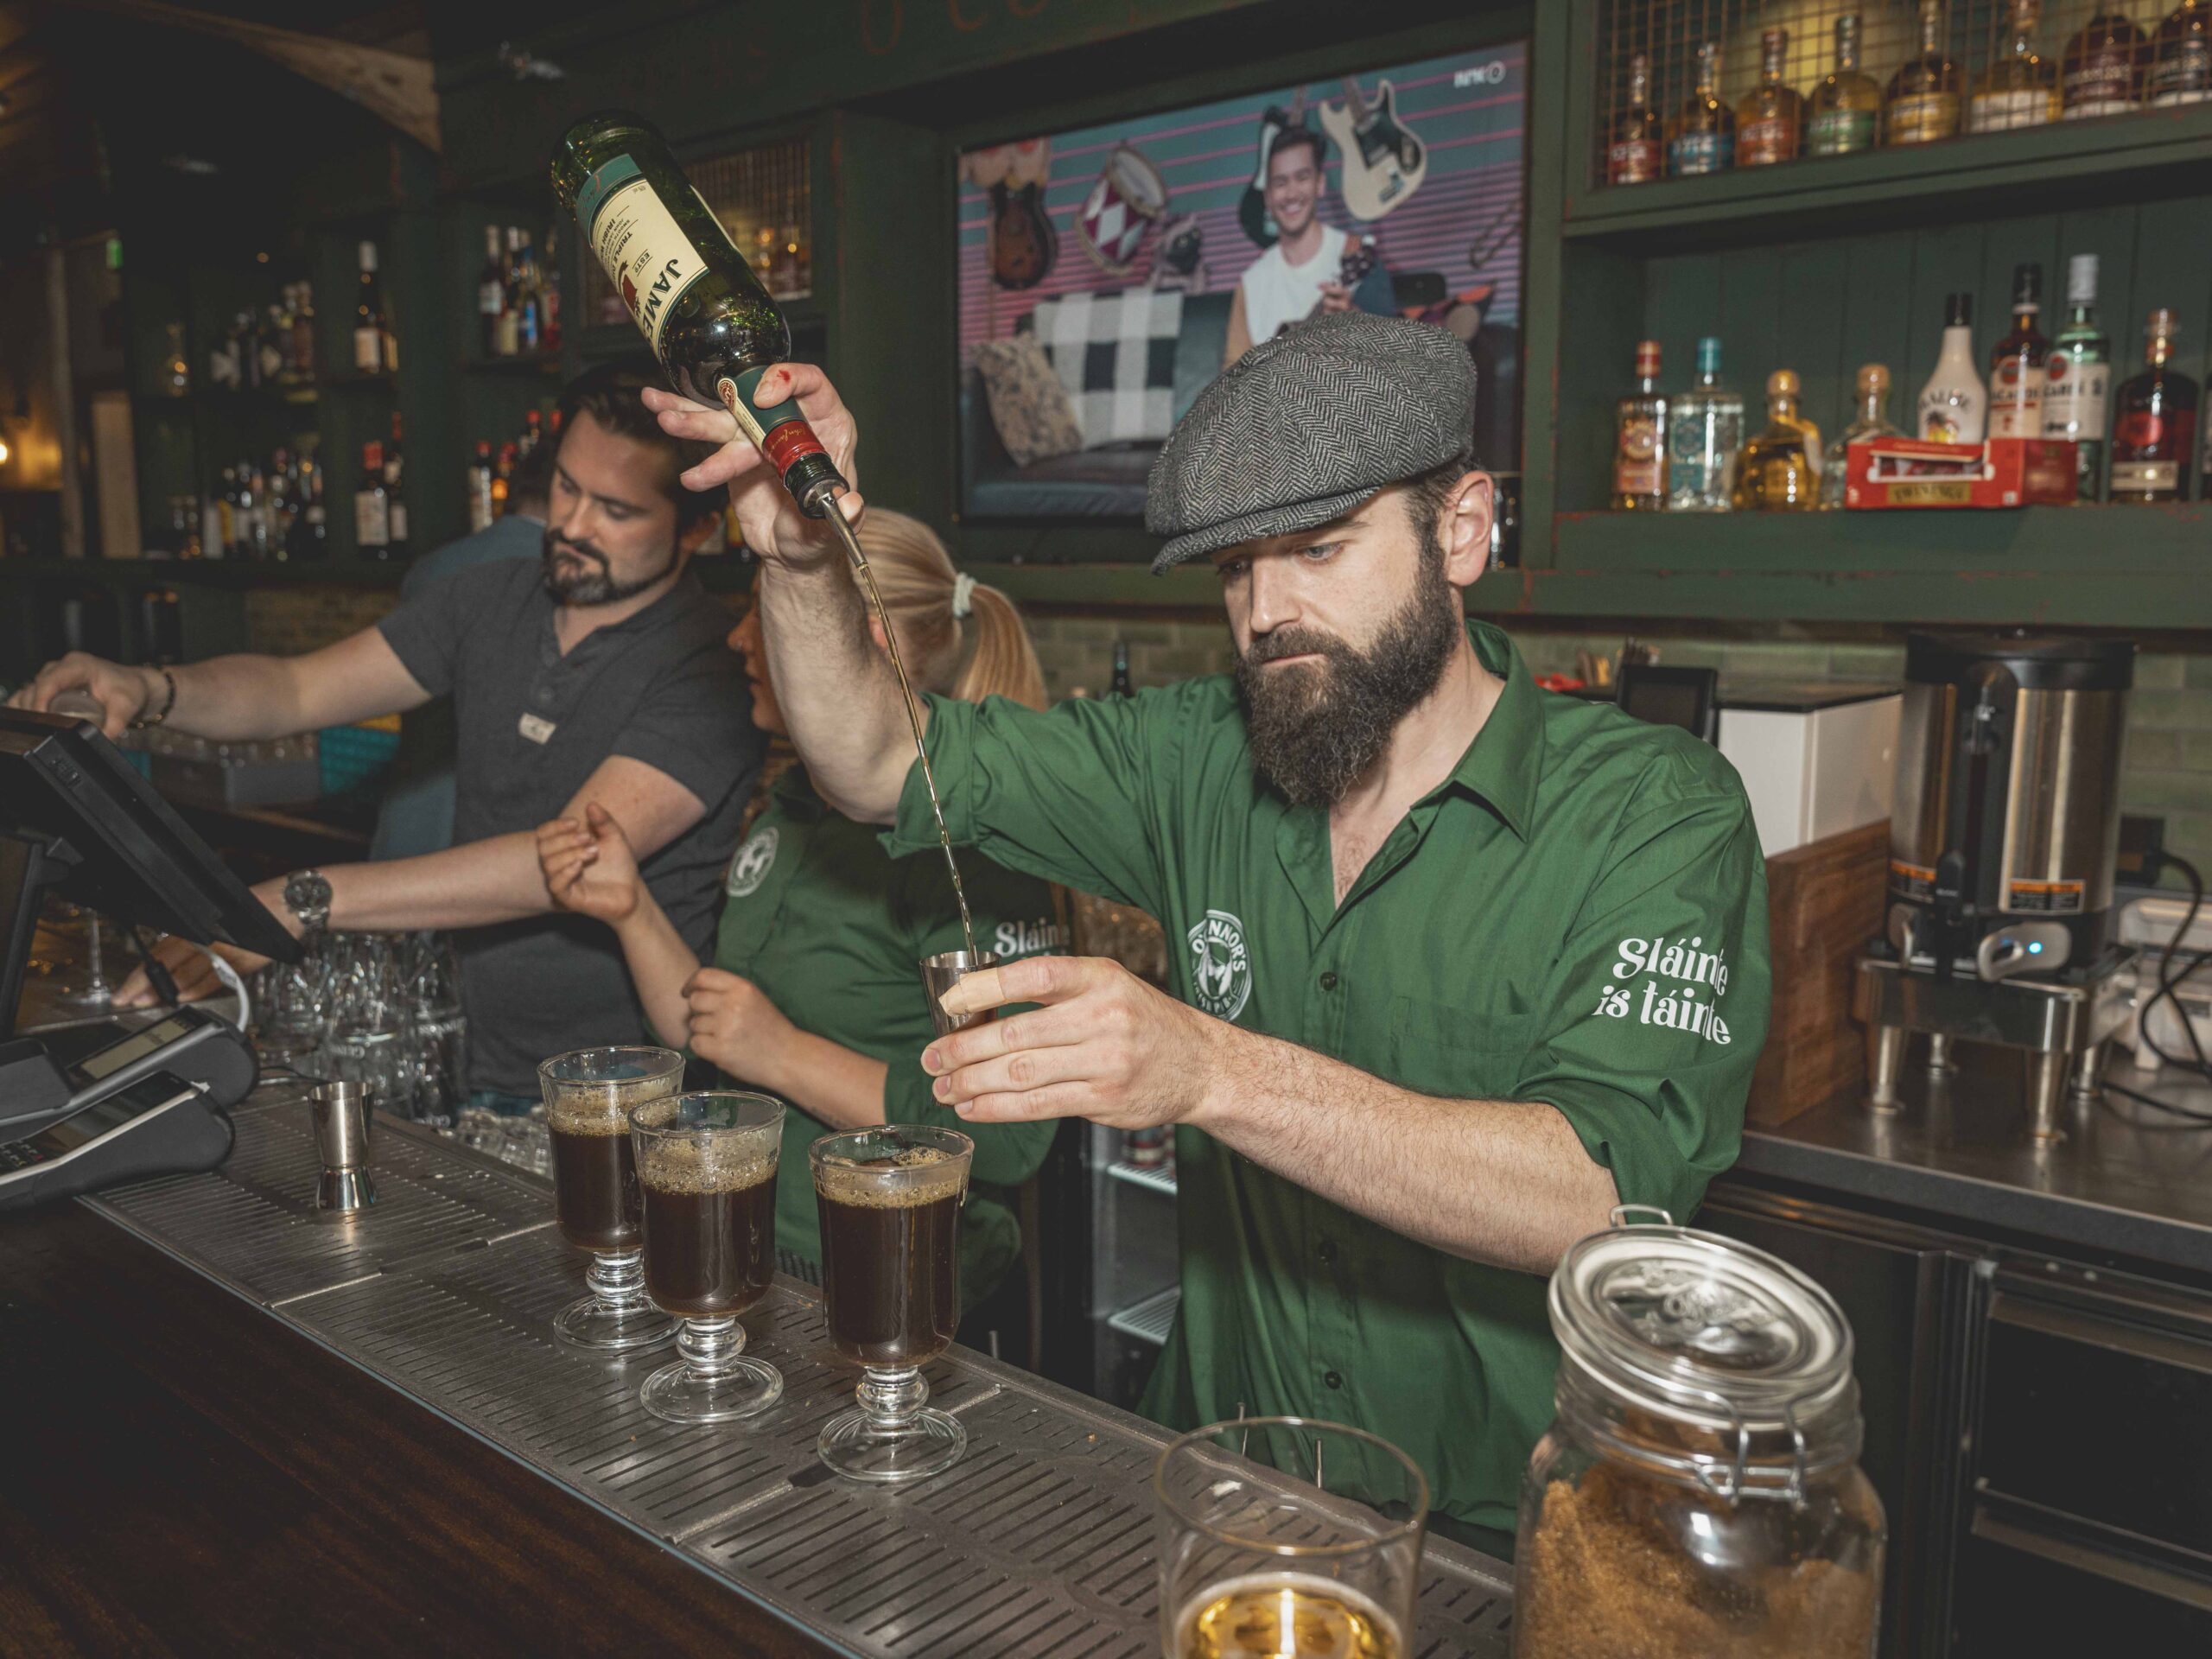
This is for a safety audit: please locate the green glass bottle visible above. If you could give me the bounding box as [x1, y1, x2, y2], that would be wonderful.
[551, 110, 845, 517]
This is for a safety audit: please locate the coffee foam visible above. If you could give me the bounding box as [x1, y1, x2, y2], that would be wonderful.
[813, 1146, 968, 1209]
[638, 1135, 776, 1197]
[543, 1076, 677, 1135]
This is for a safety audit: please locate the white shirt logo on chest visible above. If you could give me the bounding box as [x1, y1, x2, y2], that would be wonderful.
[726, 826, 779, 898]
[518, 712, 556, 745]
[1186, 908, 1253, 1021]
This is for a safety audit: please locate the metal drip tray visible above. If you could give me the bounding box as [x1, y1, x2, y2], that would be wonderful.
[84, 1099, 1514, 1658]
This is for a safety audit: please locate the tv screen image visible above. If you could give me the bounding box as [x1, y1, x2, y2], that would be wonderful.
[957, 42, 1528, 524]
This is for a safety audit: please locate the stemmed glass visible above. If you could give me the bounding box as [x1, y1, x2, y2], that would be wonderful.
[628, 1090, 785, 1423]
[540, 1046, 683, 1353]
[1154, 1416, 1428, 1659]
[810, 1123, 973, 1482]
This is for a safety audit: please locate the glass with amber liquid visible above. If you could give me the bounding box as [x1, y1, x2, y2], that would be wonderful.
[1667, 41, 1735, 175]
[1734, 371, 1821, 511]
[1886, 1, 1963, 143]
[1971, 0, 2062, 130]
[1809, 13, 1883, 156]
[1737, 28, 1804, 164]
[1606, 52, 1663, 184]
[1156, 1417, 1427, 1659]
[2062, 6, 2147, 117]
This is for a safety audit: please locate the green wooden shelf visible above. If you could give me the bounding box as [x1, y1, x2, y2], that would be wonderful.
[1561, 104, 2212, 251]
[0, 558, 408, 589]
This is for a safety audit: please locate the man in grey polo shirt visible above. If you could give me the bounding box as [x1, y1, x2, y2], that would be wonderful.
[12, 359, 761, 1105]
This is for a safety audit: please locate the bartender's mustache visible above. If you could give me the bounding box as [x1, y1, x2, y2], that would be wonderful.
[544, 533, 611, 573]
[1244, 626, 1349, 668]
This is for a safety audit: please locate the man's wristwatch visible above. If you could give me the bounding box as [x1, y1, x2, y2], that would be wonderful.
[283, 869, 334, 936]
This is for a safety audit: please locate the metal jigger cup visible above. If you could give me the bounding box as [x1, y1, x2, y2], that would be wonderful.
[921, 950, 1000, 1038]
[310, 1080, 376, 1212]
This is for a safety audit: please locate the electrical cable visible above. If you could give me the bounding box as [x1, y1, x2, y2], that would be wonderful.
[2101, 852, 2212, 1126]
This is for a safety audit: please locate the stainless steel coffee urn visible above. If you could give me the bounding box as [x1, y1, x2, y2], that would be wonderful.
[1859, 632, 2135, 1143]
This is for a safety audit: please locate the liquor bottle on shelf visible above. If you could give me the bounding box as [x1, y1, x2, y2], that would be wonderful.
[2063, 7, 2146, 118]
[1668, 41, 1735, 175]
[517, 231, 543, 354]
[1821, 364, 1903, 509]
[492, 441, 517, 516]
[354, 241, 388, 374]
[540, 223, 564, 353]
[2110, 309, 2199, 502]
[2044, 255, 2111, 502]
[1887, 1, 1963, 144]
[355, 440, 392, 556]
[1737, 28, 1804, 166]
[385, 413, 410, 555]
[467, 440, 497, 532]
[1809, 14, 1883, 156]
[1109, 641, 1135, 699]
[162, 321, 189, 396]
[520, 407, 543, 457]
[292, 455, 327, 561]
[2147, 0, 2212, 104]
[1987, 264, 2050, 438]
[1734, 372, 1821, 511]
[1613, 340, 1669, 511]
[478, 226, 506, 357]
[290, 282, 315, 380]
[213, 466, 238, 555]
[1607, 53, 1663, 185]
[258, 303, 288, 386]
[1919, 293, 1986, 443]
[1972, 0, 2062, 130]
[1667, 336, 1744, 512]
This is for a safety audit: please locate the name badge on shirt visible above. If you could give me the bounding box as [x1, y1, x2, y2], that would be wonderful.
[518, 712, 557, 745]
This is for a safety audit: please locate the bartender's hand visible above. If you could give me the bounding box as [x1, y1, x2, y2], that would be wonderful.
[639, 365, 863, 569]
[537, 803, 644, 925]
[7, 652, 163, 741]
[920, 956, 1230, 1128]
[114, 909, 279, 1008]
[683, 968, 799, 1084]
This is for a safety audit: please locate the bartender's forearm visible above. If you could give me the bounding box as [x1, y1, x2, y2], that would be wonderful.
[756, 559, 922, 825]
[1193, 1031, 1620, 1274]
[610, 898, 703, 1051]
[308, 833, 560, 933]
[752, 1031, 888, 1132]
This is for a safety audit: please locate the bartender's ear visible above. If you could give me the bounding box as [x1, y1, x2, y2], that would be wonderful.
[679, 512, 723, 555]
[1434, 472, 1494, 589]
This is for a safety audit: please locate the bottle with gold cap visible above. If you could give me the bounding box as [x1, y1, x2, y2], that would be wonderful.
[1734, 371, 1821, 511]
[1822, 364, 1902, 509]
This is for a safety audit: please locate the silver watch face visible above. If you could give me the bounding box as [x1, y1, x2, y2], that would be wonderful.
[287, 871, 333, 917]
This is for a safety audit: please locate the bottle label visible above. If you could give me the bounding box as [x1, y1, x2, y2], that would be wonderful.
[2110, 459, 2179, 494]
[389, 501, 409, 544]
[353, 326, 381, 373]
[1615, 415, 1664, 496]
[2042, 353, 2108, 438]
[355, 493, 389, 546]
[480, 279, 504, 317]
[1919, 388, 1983, 445]
[1987, 359, 2043, 437]
[576, 153, 712, 359]
[1808, 108, 1877, 154]
[1738, 117, 1797, 164]
[1968, 90, 2055, 132]
[1607, 137, 1662, 184]
[2148, 41, 2211, 104]
[1886, 92, 1959, 143]
[2064, 53, 2137, 115]
[1668, 130, 1732, 175]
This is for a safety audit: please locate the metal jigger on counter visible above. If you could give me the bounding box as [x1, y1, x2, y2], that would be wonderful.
[922, 950, 999, 1038]
[310, 1080, 377, 1211]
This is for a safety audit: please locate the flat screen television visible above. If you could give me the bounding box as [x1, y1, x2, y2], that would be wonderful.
[957, 41, 1528, 524]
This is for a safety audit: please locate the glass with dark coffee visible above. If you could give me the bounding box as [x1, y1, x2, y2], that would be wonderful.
[540, 1046, 683, 1353]
[629, 1090, 785, 1424]
[810, 1123, 973, 1482]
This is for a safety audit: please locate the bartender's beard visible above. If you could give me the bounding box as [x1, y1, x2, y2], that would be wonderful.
[1234, 537, 1459, 806]
[541, 528, 679, 607]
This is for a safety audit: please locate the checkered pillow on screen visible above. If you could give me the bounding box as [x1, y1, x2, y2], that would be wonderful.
[1027, 289, 1184, 448]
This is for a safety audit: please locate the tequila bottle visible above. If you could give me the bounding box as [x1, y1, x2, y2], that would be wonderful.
[1734, 371, 1821, 511]
[1613, 340, 1669, 510]
[1809, 14, 1883, 155]
[1668, 41, 1735, 175]
[1667, 336, 1744, 511]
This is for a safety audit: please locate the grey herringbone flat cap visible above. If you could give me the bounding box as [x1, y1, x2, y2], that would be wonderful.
[1145, 310, 1476, 572]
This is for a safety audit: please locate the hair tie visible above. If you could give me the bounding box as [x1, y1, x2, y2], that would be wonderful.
[950, 570, 976, 621]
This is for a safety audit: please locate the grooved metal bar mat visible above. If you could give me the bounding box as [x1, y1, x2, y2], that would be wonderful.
[86, 1098, 1515, 1658]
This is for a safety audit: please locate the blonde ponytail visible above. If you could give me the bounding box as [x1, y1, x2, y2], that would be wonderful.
[848, 509, 1046, 711]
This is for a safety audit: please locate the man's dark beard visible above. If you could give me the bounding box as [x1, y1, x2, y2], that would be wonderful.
[1233, 537, 1460, 806]
[541, 528, 678, 607]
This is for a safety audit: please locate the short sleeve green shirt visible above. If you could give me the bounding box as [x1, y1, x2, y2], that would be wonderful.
[712, 766, 1065, 1282]
[884, 622, 1770, 1534]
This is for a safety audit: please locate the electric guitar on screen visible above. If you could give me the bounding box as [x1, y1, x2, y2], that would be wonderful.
[1318, 77, 1427, 220]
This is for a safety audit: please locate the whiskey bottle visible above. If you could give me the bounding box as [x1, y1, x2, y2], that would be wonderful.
[1608, 54, 1664, 184]
[1668, 41, 1735, 175]
[355, 440, 391, 557]
[353, 242, 389, 375]
[2043, 254, 2111, 501]
[552, 110, 848, 517]
[479, 226, 507, 357]
[2063, 6, 2148, 117]
[1886, 2, 1963, 143]
[1971, 0, 2062, 130]
[1919, 292, 1986, 443]
[2147, 0, 2212, 104]
[1734, 371, 1821, 511]
[384, 412, 410, 554]
[1821, 364, 1903, 508]
[1667, 336, 1744, 511]
[1737, 28, 1804, 165]
[1987, 264, 2050, 438]
[467, 440, 496, 533]
[1809, 14, 1883, 156]
[1613, 340, 1669, 511]
[2110, 309, 2199, 502]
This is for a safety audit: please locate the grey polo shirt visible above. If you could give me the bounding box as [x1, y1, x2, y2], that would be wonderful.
[378, 558, 760, 1094]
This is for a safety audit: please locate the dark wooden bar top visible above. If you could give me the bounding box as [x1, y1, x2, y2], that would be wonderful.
[0, 1202, 833, 1658]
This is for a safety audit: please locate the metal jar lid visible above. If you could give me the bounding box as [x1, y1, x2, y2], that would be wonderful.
[1549, 1210, 1861, 1500]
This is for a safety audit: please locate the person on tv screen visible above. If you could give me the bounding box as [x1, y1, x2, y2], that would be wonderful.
[1224, 126, 1394, 365]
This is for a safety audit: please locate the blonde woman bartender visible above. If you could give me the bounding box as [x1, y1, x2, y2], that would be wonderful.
[538, 510, 1065, 1306]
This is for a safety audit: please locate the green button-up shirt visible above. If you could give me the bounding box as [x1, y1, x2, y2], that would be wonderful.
[886, 621, 1770, 1532]
[713, 766, 1065, 1283]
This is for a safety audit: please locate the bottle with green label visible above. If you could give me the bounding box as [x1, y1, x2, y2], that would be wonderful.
[551, 110, 846, 518]
[1809, 15, 1882, 155]
[2043, 254, 2110, 502]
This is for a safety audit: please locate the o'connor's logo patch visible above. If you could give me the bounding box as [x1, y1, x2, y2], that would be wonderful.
[725, 827, 779, 898]
[1186, 909, 1252, 1021]
[1589, 934, 1733, 1045]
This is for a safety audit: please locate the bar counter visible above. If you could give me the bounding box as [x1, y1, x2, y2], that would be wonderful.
[0, 1080, 1515, 1658]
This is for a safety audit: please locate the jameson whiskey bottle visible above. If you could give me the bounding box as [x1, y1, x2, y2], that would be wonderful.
[551, 111, 847, 518]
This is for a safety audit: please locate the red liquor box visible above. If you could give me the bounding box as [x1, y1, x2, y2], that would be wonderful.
[1844, 435, 2079, 509]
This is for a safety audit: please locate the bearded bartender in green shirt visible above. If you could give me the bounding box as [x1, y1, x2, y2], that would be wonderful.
[644, 312, 1770, 1554]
